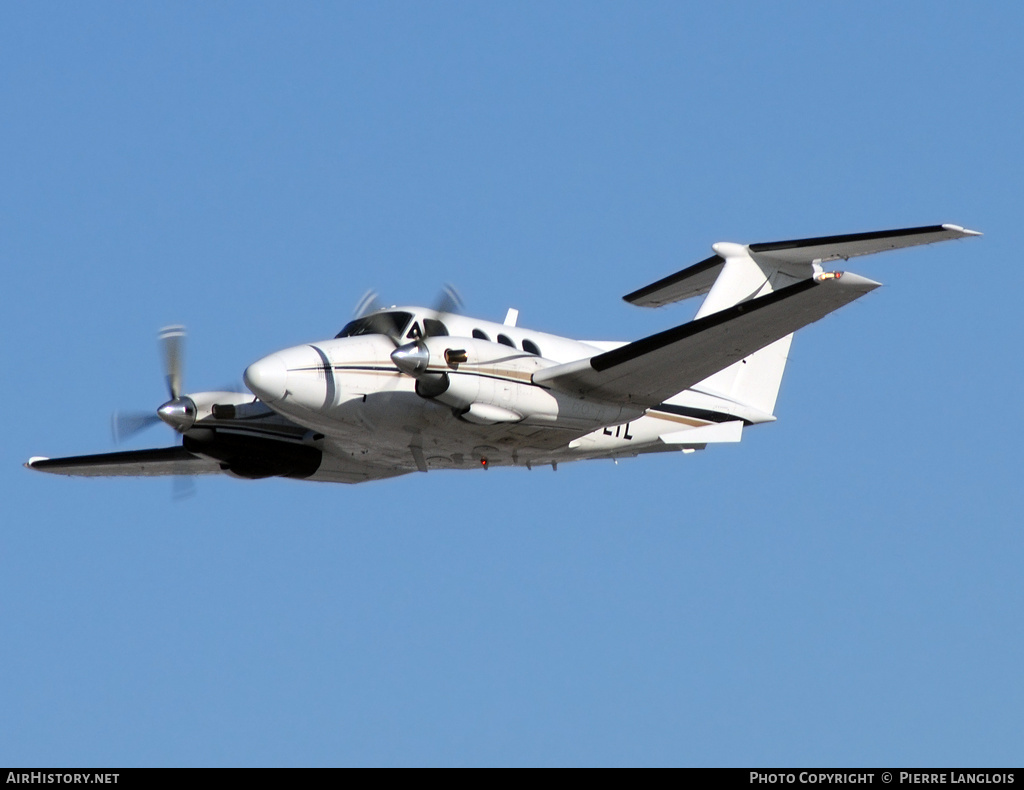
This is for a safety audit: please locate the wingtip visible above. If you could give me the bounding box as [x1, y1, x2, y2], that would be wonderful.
[942, 223, 983, 237]
[25, 456, 50, 470]
[831, 272, 882, 291]
[819, 272, 884, 295]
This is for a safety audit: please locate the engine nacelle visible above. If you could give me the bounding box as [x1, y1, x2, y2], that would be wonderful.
[394, 337, 640, 428]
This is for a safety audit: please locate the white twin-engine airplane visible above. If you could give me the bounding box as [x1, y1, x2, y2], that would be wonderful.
[27, 224, 979, 485]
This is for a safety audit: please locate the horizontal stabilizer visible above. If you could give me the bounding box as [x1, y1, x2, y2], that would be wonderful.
[536, 273, 879, 407]
[661, 420, 743, 446]
[625, 224, 980, 307]
[25, 447, 224, 477]
[624, 254, 726, 308]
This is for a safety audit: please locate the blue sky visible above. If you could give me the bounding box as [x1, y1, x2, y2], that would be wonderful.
[2, 2, 1021, 767]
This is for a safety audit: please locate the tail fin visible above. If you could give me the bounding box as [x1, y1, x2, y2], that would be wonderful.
[623, 224, 982, 416]
[688, 242, 800, 415]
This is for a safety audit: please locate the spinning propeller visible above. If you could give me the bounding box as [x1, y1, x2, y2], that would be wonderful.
[353, 284, 463, 349]
[111, 325, 197, 443]
[377, 285, 471, 401]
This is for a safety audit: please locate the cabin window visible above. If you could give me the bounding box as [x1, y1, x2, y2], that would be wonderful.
[522, 339, 541, 356]
[472, 329, 490, 341]
[335, 311, 413, 339]
[423, 318, 449, 337]
[497, 334, 516, 348]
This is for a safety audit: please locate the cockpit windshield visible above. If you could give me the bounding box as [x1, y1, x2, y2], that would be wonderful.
[335, 311, 413, 339]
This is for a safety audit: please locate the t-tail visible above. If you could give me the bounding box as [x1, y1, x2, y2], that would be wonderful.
[622, 224, 982, 419]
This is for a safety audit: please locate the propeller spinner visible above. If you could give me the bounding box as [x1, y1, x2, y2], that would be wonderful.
[111, 325, 197, 442]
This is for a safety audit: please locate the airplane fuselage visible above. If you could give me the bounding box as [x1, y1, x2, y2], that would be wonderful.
[239, 308, 745, 479]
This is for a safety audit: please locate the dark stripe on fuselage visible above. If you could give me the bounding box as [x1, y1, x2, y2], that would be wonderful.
[289, 364, 534, 387]
[309, 345, 337, 409]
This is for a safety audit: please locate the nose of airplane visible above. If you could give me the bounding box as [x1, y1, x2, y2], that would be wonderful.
[244, 353, 289, 403]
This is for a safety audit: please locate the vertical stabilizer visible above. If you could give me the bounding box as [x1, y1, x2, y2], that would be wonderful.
[693, 333, 793, 415]
[620, 224, 981, 415]
[689, 243, 802, 415]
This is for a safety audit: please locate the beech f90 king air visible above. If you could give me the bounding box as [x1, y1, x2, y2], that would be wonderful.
[27, 224, 980, 485]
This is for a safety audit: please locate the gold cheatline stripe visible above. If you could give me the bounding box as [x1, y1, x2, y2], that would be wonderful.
[321, 363, 538, 385]
[644, 411, 711, 428]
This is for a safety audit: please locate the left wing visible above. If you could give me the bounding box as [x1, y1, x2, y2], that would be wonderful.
[534, 273, 878, 407]
[26, 446, 224, 477]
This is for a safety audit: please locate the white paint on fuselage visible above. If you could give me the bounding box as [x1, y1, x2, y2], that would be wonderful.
[244, 306, 751, 471]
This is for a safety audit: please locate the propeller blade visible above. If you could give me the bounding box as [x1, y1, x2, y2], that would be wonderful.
[356, 285, 463, 345]
[111, 410, 162, 444]
[111, 324, 200, 447]
[350, 292, 405, 346]
[172, 475, 197, 501]
[159, 325, 186, 399]
[353, 290, 383, 319]
[361, 313, 403, 347]
[418, 284, 465, 340]
[435, 284, 463, 317]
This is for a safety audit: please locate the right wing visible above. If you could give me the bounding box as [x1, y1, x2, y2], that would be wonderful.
[535, 273, 879, 407]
